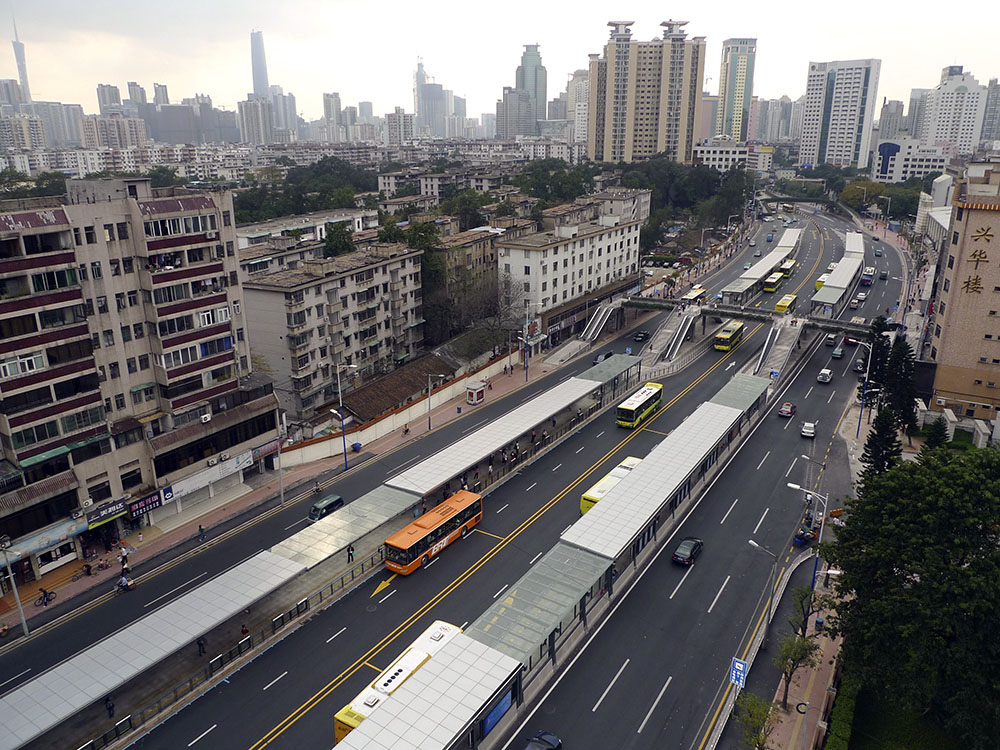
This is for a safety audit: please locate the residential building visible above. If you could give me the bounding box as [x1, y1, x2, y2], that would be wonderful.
[515, 44, 547, 133]
[496, 87, 534, 139]
[878, 99, 905, 140]
[716, 38, 756, 141]
[358, 101, 373, 123]
[242, 243, 424, 423]
[587, 20, 706, 164]
[907, 88, 929, 138]
[250, 30, 269, 100]
[238, 98, 274, 145]
[698, 93, 719, 143]
[692, 136, 748, 172]
[930, 163, 1000, 419]
[236, 208, 378, 254]
[81, 114, 148, 149]
[496, 202, 641, 348]
[153, 83, 169, 107]
[920, 66, 986, 155]
[0, 114, 45, 150]
[564, 69, 589, 143]
[789, 94, 806, 141]
[269, 86, 298, 135]
[747, 144, 774, 172]
[323, 92, 343, 142]
[11, 19, 30, 102]
[385, 106, 414, 146]
[379, 194, 437, 214]
[127, 82, 147, 106]
[548, 93, 567, 121]
[799, 59, 880, 168]
[982, 79, 1000, 145]
[96, 84, 121, 116]
[0, 79, 24, 106]
[871, 138, 948, 184]
[0, 177, 278, 587]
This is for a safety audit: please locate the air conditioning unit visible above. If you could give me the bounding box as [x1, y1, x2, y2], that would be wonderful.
[72, 509, 84, 519]
[206, 231, 218, 239]
[207, 457, 218, 466]
[201, 414, 212, 424]
[163, 265, 175, 271]
[936, 398, 946, 406]
[220, 452, 230, 461]
[81, 497, 94, 508]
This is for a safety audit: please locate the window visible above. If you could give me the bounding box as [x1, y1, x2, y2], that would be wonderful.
[237, 328, 244, 342]
[116, 222, 129, 241]
[200, 336, 233, 356]
[222, 210, 231, 227]
[122, 257, 134, 274]
[116, 293, 126, 310]
[96, 296, 108, 314]
[121, 325, 132, 343]
[233, 300, 241, 315]
[126, 357, 137, 374]
[61, 405, 106, 433]
[103, 330, 114, 346]
[158, 315, 195, 337]
[0, 351, 43, 379]
[953, 231, 959, 245]
[10, 421, 59, 451]
[121, 467, 142, 491]
[91, 261, 102, 279]
[109, 362, 120, 379]
[84, 226, 96, 244]
[110, 258, 121, 276]
[130, 322, 143, 339]
[127, 290, 138, 307]
[114, 427, 143, 449]
[948, 255, 954, 269]
[153, 283, 189, 305]
[138, 354, 149, 370]
[226, 241, 234, 257]
[31, 268, 78, 293]
[115, 393, 126, 410]
[91, 332, 101, 349]
[87, 480, 111, 503]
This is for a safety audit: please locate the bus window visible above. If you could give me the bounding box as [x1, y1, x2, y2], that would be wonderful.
[384, 490, 483, 574]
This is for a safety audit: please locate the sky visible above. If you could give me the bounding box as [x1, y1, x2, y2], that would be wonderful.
[7, 0, 999, 122]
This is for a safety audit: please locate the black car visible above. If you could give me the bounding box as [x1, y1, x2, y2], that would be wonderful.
[633, 330, 650, 342]
[525, 731, 562, 750]
[592, 350, 614, 364]
[671, 536, 703, 565]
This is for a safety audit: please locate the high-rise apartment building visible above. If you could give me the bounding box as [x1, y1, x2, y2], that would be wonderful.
[515, 44, 547, 133]
[11, 18, 30, 102]
[907, 88, 929, 138]
[496, 87, 534, 139]
[587, 21, 706, 164]
[799, 59, 880, 168]
[96, 84, 122, 116]
[0, 177, 278, 585]
[81, 114, 148, 149]
[920, 66, 986, 155]
[716, 38, 756, 141]
[0, 114, 45, 150]
[930, 163, 1000, 419]
[127, 82, 147, 105]
[250, 30, 269, 100]
[789, 95, 806, 141]
[269, 85, 298, 134]
[878, 99, 905, 140]
[358, 101, 373, 123]
[697, 93, 719, 143]
[983, 79, 1000, 144]
[385, 107, 414, 145]
[237, 98, 274, 145]
[323, 92, 342, 141]
[153, 83, 170, 106]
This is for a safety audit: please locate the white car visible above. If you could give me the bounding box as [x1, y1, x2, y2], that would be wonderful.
[817, 368, 833, 383]
[801, 422, 816, 438]
[857, 291, 868, 301]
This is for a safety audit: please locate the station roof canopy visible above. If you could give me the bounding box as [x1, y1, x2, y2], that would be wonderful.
[708, 373, 771, 412]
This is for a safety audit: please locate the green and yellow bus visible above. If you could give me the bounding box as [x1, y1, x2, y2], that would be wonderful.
[615, 382, 663, 428]
[580, 456, 643, 514]
[680, 286, 707, 304]
[815, 273, 829, 291]
[763, 272, 783, 292]
[714, 321, 745, 351]
[775, 294, 797, 314]
[779, 259, 796, 277]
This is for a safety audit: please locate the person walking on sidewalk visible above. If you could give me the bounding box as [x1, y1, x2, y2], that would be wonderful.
[105, 697, 115, 719]
[197, 636, 207, 656]
[198, 524, 206, 542]
[347, 544, 355, 563]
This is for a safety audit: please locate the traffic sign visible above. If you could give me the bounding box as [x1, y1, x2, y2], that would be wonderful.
[730, 657, 747, 688]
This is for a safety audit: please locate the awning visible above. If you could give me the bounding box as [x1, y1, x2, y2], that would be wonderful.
[130, 382, 157, 393]
[138, 411, 165, 424]
[18, 432, 111, 468]
[2, 517, 87, 560]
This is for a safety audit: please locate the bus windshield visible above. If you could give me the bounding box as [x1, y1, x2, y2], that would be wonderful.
[776, 294, 797, 313]
[384, 490, 483, 574]
[763, 273, 783, 292]
[616, 383, 663, 428]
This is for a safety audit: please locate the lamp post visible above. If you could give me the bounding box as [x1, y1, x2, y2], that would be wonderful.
[748, 538, 778, 642]
[878, 195, 892, 238]
[788, 483, 830, 589]
[427, 373, 445, 431]
[277, 412, 287, 506]
[0, 535, 29, 638]
[331, 363, 358, 472]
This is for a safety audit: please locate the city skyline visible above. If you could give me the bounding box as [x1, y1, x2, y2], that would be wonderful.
[6, 0, 999, 124]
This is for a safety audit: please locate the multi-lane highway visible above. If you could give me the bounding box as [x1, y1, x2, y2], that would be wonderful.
[4, 207, 904, 750]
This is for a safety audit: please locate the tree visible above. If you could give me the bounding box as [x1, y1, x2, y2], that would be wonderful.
[32, 172, 67, 197]
[146, 165, 181, 188]
[323, 222, 354, 257]
[921, 414, 950, 453]
[825, 448, 1000, 750]
[773, 634, 820, 710]
[867, 317, 891, 388]
[885, 337, 917, 430]
[859, 408, 902, 482]
[494, 200, 516, 217]
[734, 691, 777, 750]
[406, 221, 441, 252]
[377, 218, 407, 244]
[439, 189, 490, 231]
[787, 587, 818, 639]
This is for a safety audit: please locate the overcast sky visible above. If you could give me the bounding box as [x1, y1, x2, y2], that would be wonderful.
[8, 0, 998, 122]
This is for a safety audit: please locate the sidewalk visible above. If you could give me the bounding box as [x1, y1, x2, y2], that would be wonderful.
[0, 312, 659, 636]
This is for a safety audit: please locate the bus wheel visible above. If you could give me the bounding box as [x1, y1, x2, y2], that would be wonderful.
[421, 555, 430, 567]
[460, 525, 469, 538]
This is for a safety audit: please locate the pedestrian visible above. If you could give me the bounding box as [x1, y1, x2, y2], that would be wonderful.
[347, 544, 355, 563]
[39, 586, 50, 607]
[121, 563, 130, 577]
[503, 364, 508, 375]
[105, 697, 114, 719]
[542, 430, 548, 444]
[474, 467, 479, 480]
[241, 624, 249, 637]
[421, 500, 426, 514]
[531, 429, 537, 444]
[197, 636, 206, 656]
[198, 524, 205, 542]
[487, 380, 493, 391]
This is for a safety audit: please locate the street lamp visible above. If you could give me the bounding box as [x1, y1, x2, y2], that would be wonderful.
[427, 373, 445, 430]
[788, 483, 830, 589]
[0, 535, 29, 638]
[331, 363, 358, 472]
[878, 195, 892, 238]
[277, 412, 287, 506]
[748, 538, 778, 642]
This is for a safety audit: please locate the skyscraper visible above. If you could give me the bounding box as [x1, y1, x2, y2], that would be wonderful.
[385, 106, 414, 145]
[878, 99, 905, 139]
[496, 87, 534, 139]
[906, 89, 929, 138]
[153, 83, 169, 106]
[920, 66, 986, 154]
[127, 81, 147, 105]
[96, 84, 121, 115]
[716, 38, 756, 141]
[250, 30, 269, 100]
[983, 79, 1000, 144]
[515, 44, 547, 132]
[799, 59, 880, 168]
[323, 92, 342, 141]
[238, 97, 274, 144]
[588, 21, 706, 164]
[358, 101, 374, 123]
[11, 17, 30, 102]
[269, 85, 298, 134]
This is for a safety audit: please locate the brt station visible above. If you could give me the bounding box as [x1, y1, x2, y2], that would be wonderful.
[719, 228, 803, 307]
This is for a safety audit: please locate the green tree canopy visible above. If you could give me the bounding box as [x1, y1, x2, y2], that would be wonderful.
[825, 447, 1000, 749]
[494, 200, 516, 217]
[323, 221, 354, 257]
[147, 165, 182, 188]
[377, 218, 407, 244]
[867, 316, 891, 388]
[885, 337, 917, 429]
[859, 407, 902, 483]
[921, 414, 950, 454]
[773, 634, 820, 710]
[733, 691, 778, 750]
[439, 189, 491, 231]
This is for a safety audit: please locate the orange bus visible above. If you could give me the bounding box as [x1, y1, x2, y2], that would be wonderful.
[384, 490, 483, 574]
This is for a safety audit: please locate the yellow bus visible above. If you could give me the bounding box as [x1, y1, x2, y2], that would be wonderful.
[782, 203, 795, 213]
[680, 286, 707, 304]
[615, 383, 663, 428]
[815, 273, 829, 291]
[581, 456, 643, 514]
[714, 321, 745, 351]
[334, 621, 463, 742]
[763, 272, 783, 292]
[779, 259, 796, 277]
[775, 294, 798, 314]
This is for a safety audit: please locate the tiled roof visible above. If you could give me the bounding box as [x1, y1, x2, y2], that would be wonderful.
[342, 354, 456, 423]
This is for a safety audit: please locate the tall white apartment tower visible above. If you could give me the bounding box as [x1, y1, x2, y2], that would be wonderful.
[799, 59, 880, 168]
[716, 38, 756, 141]
[920, 66, 986, 155]
[588, 20, 706, 164]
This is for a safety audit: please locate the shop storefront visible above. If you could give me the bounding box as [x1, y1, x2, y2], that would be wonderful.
[151, 449, 255, 526]
[0, 517, 88, 588]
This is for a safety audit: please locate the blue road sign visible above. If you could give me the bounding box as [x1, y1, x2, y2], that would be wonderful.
[730, 657, 747, 688]
[625, 346, 632, 355]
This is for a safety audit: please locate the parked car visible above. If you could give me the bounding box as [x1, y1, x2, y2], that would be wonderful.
[831, 346, 844, 359]
[817, 368, 833, 383]
[801, 421, 817, 438]
[524, 731, 562, 750]
[672, 537, 704, 566]
[778, 402, 796, 417]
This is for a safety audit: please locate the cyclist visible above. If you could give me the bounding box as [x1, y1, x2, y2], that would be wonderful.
[38, 587, 51, 606]
[117, 575, 130, 592]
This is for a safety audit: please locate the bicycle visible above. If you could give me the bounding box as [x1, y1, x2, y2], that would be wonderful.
[33, 590, 56, 607]
[72, 566, 89, 582]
